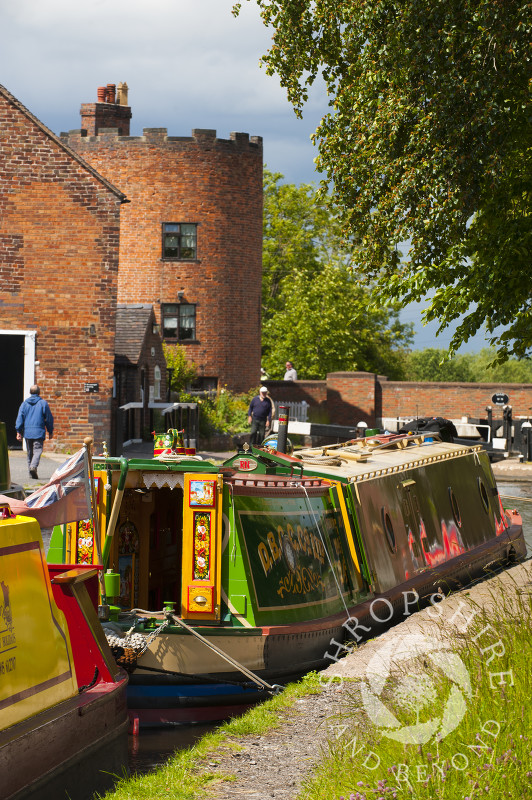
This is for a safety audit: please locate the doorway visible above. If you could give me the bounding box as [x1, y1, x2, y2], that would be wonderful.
[0, 331, 35, 447]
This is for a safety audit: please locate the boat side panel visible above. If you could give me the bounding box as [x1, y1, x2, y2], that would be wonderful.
[137, 628, 266, 674]
[352, 451, 510, 592]
[0, 515, 78, 730]
[1, 679, 128, 800]
[229, 492, 362, 626]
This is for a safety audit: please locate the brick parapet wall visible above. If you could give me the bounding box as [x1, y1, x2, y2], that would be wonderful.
[326, 372, 377, 426]
[379, 380, 532, 421]
[64, 126, 263, 393]
[64, 127, 263, 149]
[264, 373, 532, 426]
[0, 91, 121, 452]
[264, 380, 327, 419]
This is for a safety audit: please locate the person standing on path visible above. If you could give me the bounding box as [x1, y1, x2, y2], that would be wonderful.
[247, 386, 273, 446]
[15, 385, 54, 479]
[284, 361, 297, 380]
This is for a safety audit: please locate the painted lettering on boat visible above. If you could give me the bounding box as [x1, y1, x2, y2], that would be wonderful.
[258, 523, 326, 577]
[277, 566, 326, 597]
[241, 504, 352, 609]
[0, 656, 16, 674]
[1, 632, 16, 649]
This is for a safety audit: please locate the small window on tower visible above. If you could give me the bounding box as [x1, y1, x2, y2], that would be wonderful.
[162, 223, 197, 260]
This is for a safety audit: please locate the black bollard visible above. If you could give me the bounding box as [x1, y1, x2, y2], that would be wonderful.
[503, 405, 513, 451]
[276, 405, 290, 453]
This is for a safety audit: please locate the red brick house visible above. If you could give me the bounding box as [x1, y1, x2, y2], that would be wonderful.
[63, 84, 263, 393]
[0, 83, 127, 451]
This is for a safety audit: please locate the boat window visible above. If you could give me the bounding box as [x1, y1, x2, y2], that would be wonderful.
[478, 478, 490, 514]
[448, 488, 462, 528]
[381, 508, 397, 554]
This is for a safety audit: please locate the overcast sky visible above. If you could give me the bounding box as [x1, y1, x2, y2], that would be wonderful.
[1, 0, 496, 352]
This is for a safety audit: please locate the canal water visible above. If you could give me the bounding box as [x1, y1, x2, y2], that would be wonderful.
[126, 479, 532, 776]
[128, 723, 218, 775]
[497, 480, 532, 554]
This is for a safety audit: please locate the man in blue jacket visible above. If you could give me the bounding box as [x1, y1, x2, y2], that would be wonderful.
[15, 385, 54, 479]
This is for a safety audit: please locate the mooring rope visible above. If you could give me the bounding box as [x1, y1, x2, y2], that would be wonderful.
[169, 613, 283, 694]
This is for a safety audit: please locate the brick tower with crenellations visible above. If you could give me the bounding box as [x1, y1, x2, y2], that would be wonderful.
[63, 83, 263, 392]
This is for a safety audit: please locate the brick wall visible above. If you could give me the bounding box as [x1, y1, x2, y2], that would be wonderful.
[0, 86, 123, 452]
[326, 372, 378, 426]
[264, 381, 328, 420]
[266, 373, 532, 425]
[64, 121, 263, 393]
[379, 380, 532, 422]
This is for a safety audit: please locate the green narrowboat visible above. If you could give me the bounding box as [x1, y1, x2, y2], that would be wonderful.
[47, 431, 525, 726]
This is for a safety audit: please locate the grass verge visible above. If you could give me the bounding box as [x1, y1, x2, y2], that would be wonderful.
[99, 671, 322, 800]
[299, 580, 532, 800]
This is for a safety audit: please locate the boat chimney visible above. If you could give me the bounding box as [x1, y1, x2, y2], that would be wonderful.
[276, 406, 290, 453]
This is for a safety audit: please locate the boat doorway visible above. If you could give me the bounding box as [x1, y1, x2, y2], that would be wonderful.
[116, 486, 184, 612]
[0, 331, 35, 447]
[148, 487, 183, 610]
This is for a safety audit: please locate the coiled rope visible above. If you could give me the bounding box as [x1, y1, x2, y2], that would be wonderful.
[294, 451, 346, 466]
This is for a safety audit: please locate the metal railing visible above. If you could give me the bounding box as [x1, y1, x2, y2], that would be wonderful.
[275, 400, 309, 423]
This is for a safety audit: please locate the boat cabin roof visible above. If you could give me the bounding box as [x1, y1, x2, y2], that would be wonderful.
[292, 435, 483, 483]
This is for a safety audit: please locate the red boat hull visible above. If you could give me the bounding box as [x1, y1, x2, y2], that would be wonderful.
[1, 677, 128, 800]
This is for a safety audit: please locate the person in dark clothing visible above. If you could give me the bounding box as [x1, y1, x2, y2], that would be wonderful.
[247, 386, 273, 446]
[15, 385, 54, 479]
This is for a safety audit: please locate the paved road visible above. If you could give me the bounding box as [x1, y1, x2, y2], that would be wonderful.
[8, 449, 64, 492]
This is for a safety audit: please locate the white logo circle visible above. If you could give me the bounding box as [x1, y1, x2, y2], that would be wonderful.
[360, 633, 472, 745]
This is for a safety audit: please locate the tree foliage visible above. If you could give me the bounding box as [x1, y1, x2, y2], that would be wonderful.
[404, 348, 475, 382]
[404, 348, 532, 383]
[262, 170, 412, 379]
[184, 386, 258, 437]
[163, 342, 197, 394]
[262, 169, 335, 324]
[235, 0, 532, 359]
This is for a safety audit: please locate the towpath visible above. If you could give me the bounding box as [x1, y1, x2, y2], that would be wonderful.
[203, 559, 532, 800]
[491, 457, 532, 482]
